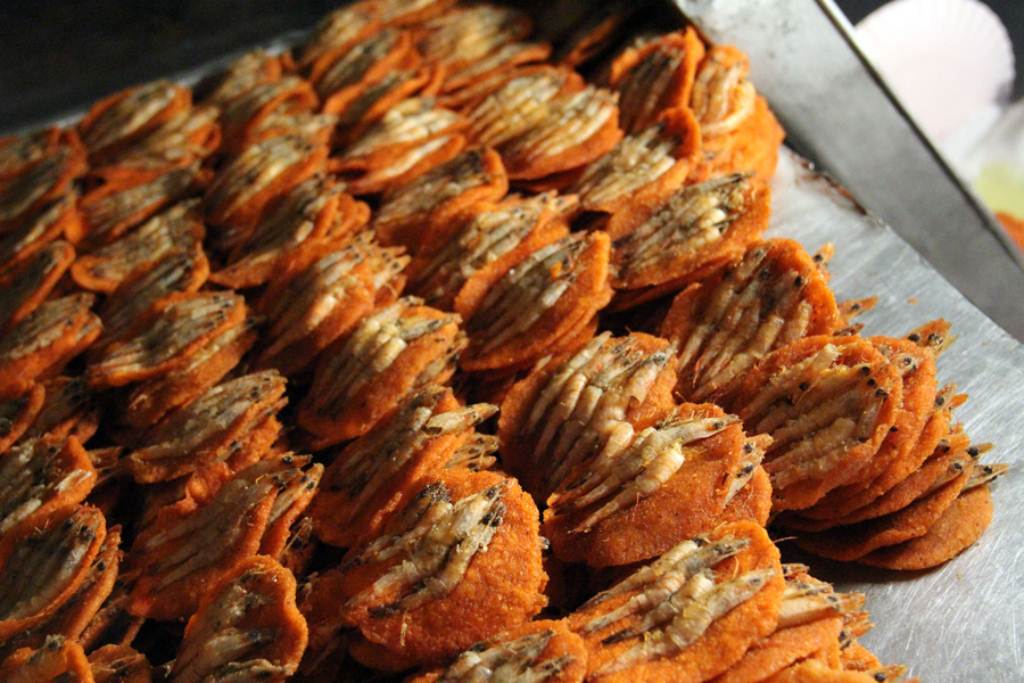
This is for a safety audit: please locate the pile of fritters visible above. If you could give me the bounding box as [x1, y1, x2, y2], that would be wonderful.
[0, 0, 1006, 680]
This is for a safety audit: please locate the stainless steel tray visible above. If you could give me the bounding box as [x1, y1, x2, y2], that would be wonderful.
[13, 3, 1024, 679]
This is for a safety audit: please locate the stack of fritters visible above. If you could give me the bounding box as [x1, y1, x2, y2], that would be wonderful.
[0, 1, 1006, 680]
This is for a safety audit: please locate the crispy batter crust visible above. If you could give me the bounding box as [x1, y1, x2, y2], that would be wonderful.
[337, 470, 547, 668]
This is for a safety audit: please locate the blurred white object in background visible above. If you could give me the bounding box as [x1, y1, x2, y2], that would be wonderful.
[856, 0, 1023, 219]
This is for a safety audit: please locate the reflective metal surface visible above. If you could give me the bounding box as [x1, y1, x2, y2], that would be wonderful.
[771, 149, 1024, 681]
[676, 0, 1024, 341]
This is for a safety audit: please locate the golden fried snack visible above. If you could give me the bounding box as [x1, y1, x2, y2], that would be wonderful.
[0, 436, 96, 535]
[460, 231, 612, 373]
[77, 585, 144, 654]
[298, 297, 465, 446]
[0, 192, 80, 271]
[807, 428, 975, 531]
[87, 291, 245, 389]
[0, 132, 86, 229]
[0, 636, 94, 683]
[718, 459, 774, 527]
[498, 331, 678, 498]
[691, 46, 783, 182]
[171, 556, 307, 682]
[713, 567, 859, 683]
[219, 75, 319, 154]
[452, 60, 577, 112]
[89, 104, 220, 185]
[123, 370, 287, 483]
[128, 454, 313, 620]
[23, 375, 98, 443]
[93, 247, 211, 351]
[788, 336, 939, 525]
[374, 0, 460, 27]
[495, 84, 622, 181]
[725, 335, 902, 511]
[70, 199, 205, 293]
[332, 95, 463, 167]
[333, 469, 547, 669]
[133, 415, 283, 530]
[0, 293, 99, 399]
[859, 483, 995, 570]
[0, 383, 45, 451]
[544, 403, 750, 567]
[609, 28, 705, 134]
[567, 521, 783, 682]
[332, 98, 469, 195]
[0, 239, 74, 332]
[78, 80, 191, 161]
[0, 126, 63, 179]
[661, 239, 841, 403]
[569, 108, 701, 236]
[0, 505, 106, 640]
[417, 4, 549, 94]
[211, 174, 368, 289]
[74, 161, 206, 248]
[611, 174, 771, 309]
[201, 49, 284, 108]
[89, 645, 152, 683]
[311, 387, 495, 547]
[259, 454, 325, 559]
[801, 382, 963, 527]
[248, 108, 338, 151]
[409, 619, 588, 683]
[204, 135, 328, 243]
[331, 61, 447, 135]
[767, 660, 911, 683]
[794, 463, 970, 562]
[255, 233, 408, 375]
[409, 191, 573, 309]
[298, 2, 381, 71]
[123, 316, 259, 430]
[310, 28, 417, 113]
[373, 147, 508, 251]
[0, 525, 121, 661]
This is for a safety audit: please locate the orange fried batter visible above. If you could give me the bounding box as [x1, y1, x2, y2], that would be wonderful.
[660, 239, 841, 403]
[0, 293, 99, 399]
[0, 240, 75, 332]
[713, 617, 843, 683]
[0, 505, 107, 641]
[461, 231, 612, 373]
[609, 28, 706, 134]
[611, 179, 771, 306]
[795, 469, 969, 562]
[298, 300, 464, 446]
[0, 636, 95, 683]
[337, 470, 547, 669]
[89, 644, 152, 683]
[860, 485, 994, 570]
[123, 317, 258, 430]
[0, 383, 45, 452]
[727, 335, 902, 511]
[373, 147, 508, 253]
[172, 555, 307, 682]
[795, 337, 939, 524]
[310, 388, 465, 547]
[543, 403, 747, 567]
[409, 619, 588, 683]
[568, 521, 784, 683]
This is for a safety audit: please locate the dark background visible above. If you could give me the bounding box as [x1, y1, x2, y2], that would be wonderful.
[0, 0, 1021, 132]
